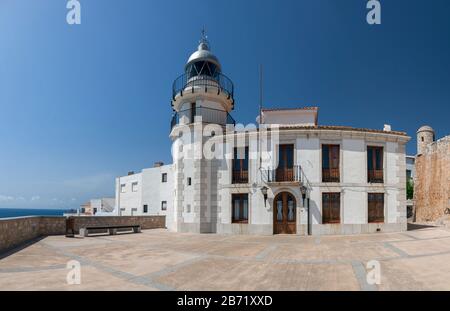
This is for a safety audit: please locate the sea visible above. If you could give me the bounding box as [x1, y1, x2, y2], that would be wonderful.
[0, 208, 73, 219]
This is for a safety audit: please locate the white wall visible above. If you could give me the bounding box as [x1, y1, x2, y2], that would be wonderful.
[115, 173, 142, 216]
[141, 165, 174, 216]
[114, 165, 174, 222]
[262, 110, 317, 126]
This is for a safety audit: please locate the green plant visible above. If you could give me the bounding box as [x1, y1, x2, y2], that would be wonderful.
[406, 179, 414, 200]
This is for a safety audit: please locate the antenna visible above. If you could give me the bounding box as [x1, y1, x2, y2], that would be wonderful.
[259, 64, 263, 125]
[258, 64, 263, 171]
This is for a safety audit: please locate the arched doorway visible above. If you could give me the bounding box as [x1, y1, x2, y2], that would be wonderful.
[273, 192, 296, 234]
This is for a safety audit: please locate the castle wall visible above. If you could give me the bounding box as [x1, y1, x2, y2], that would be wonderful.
[415, 136, 450, 222]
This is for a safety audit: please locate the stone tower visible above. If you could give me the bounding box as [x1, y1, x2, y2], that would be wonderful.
[416, 125, 435, 155]
[168, 33, 235, 233]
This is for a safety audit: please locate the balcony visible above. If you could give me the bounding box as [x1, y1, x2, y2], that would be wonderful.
[368, 169, 384, 183]
[232, 170, 248, 184]
[322, 168, 340, 183]
[266, 165, 302, 183]
[172, 73, 234, 102]
[170, 106, 235, 131]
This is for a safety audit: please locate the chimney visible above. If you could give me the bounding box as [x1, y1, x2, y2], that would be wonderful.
[153, 161, 164, 167]
[383, 124, 392, 132]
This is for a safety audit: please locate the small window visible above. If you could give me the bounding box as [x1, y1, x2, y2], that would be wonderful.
[143, 204, 148, 213]
[322, 144, 340, 182]
[161, 201, 167, 211]
[421, 137, 424, 142]
[187, 177, 192, 186]
[131, 182, 138, 192]
[232, 147, 249, 184]
[367, 146, 384, 183]
[232, 194, 249, 223]
[368, 193, 384, 223]
[120, 184, 126, 193]
[162, 173, 167, 183]
[322, 193, 340, 224]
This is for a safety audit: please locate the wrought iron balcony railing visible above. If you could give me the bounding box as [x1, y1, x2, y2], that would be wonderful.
[266, 165, 302, 183]
[322, 168, 340, 183]
[170, 106, 235, 131]
[368, 169, 384, 183]
[172, 73, 234, 101]
[232, 170, 249, 184]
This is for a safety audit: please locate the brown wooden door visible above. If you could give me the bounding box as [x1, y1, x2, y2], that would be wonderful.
[273, 192, 296, 234]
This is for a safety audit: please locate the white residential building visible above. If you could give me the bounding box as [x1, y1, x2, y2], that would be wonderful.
[114, 163, 173, 217]
[112, 36, 410, 236]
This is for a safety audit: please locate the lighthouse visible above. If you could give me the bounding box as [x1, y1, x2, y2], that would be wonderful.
[169, 33, 235, 233]
[170, 32, 235, 129]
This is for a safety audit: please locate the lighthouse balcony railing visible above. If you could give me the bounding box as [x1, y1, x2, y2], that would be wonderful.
[170, 107, 235, 131]
[172, 73, 234, 100]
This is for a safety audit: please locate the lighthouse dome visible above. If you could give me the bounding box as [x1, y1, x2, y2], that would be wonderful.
[185, 37, 221, 79]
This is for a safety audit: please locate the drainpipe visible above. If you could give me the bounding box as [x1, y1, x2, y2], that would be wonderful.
[307, 197, 311, 236]
[117, 176, 121, 216]
[301, 185, 311, 236]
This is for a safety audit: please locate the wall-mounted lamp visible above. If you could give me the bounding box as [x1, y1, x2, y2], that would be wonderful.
[300, 185, 307, 202]
[261, 186, 269, 207]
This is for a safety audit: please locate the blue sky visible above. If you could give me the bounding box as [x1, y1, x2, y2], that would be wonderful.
[0, 0, 449, 209]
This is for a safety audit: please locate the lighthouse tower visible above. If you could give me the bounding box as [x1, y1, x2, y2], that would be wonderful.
[168, 33, 235, 233]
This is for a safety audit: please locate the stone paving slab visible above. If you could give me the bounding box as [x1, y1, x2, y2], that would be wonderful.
[1, 227, 450, 291]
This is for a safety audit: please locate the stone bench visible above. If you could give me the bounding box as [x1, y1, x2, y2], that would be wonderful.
[79, 225, 141, 237]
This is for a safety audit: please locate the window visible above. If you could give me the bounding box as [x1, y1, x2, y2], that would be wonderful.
[322, 145, 340, 182]
[367, 146, 384, 183]
[322, 193, 341, 224]
[276, 144, 294, 181]
[120, 184, 126, 193]
[368, 193, 384, 223]
[131, 182, 138, 192]
[232, 194, 249, 223]
[232, 147, 249, 183]
[187, 177, 192, 186]
[190, 102, 196, 123]
[143, 205, 148, 213]
[93, 208, 97, 215]
[161, 201, 167, 211]
[162, 173, 167, 183]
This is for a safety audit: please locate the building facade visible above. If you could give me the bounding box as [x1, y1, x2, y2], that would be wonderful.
[113, 36, 410, 235]
[115, 163, 173, 217]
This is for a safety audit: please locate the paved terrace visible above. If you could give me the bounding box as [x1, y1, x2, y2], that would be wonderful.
[1, 226, 450, 290]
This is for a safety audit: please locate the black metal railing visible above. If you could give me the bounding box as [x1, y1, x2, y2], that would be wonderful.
[322, 168, 340, 183]
[368, 169, 384, 183]
[172, 73, 234, 100]
[266, 165, 302, 183]
[232, 170, 249, 184]
[170, 106, 235, 131]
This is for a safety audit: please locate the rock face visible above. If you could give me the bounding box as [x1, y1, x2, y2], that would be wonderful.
[414, 136, 450, 222]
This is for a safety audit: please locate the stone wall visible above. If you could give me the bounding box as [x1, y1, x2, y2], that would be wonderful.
[415, 136, 450, 222]
[0, 216, 166, 254]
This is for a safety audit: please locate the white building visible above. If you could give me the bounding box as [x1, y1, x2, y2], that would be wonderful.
[113, 35, 410, 236]
[114, 163, 173, 217]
